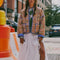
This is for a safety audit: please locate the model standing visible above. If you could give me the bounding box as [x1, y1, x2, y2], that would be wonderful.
[17, 0, 48, 60]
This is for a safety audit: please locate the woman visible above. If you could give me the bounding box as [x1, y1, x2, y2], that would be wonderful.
[17, 0, 48, 60]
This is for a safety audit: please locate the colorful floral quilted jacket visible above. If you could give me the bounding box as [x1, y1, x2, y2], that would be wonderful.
[17, 7, 45, 36]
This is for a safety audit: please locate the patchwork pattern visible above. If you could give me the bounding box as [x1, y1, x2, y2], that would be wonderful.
[17, 7, 45, 36]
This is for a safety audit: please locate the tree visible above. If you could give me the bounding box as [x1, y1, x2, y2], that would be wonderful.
[45, 5, 60, 26]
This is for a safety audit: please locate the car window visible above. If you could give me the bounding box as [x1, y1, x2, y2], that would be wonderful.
[52, 25, 60, 27]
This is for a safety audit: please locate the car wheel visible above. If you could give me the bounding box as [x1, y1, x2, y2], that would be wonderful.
[49, 36, 52, 37]
[49, 33, 52, 37]
[49, 35, 52, 37]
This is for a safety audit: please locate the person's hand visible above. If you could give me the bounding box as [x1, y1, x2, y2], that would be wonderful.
[20, 38, 25, 44]
[38, 37, 43, 43]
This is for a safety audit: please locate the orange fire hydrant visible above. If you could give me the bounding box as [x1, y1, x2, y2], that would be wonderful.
[0, 10, 11, 58]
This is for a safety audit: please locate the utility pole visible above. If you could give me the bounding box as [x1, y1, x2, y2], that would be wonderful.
[22, 0, 23, 9]
[4, 0, 7, 16]
[15, 0, 18, 22]
[17, 0, 18, 13]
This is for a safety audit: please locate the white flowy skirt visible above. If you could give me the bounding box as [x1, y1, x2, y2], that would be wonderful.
[18, 33, 48, 60]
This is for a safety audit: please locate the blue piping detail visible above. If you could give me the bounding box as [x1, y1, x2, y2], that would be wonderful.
[40, 15, 45, 19]
[35, 24, 36, 32]
[28, 8, 34, 33]
[38, 35, 44, 38]
[31, 10, 33, 33]
[35, 23, 39, 32]
[28, 10, 30, 32]
[18, 34, 24, 38]
[23, 23, 27, 33]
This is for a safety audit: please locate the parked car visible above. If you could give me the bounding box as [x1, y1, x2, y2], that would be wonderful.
[49, 24, 60, 37]
[6, 20, 17, 32]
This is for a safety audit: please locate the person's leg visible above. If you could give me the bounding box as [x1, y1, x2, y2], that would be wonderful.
[39, 42, 45, 60]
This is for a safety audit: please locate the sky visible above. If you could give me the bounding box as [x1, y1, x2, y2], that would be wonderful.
[52, 0, 60, 6]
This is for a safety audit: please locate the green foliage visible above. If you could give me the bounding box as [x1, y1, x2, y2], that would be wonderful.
[45, 5, 60, 26]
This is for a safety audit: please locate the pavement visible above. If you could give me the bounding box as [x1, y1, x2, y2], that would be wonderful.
[44, 38, 60, 54]
[44, 38, 60, 60]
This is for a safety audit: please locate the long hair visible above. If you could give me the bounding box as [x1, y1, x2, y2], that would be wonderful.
[24, 0, 37, 17]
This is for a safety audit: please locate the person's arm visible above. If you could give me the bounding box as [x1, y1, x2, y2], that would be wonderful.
[39, 9, 45, 60]
[38, 9, 45, 43]
[17, 12, 24, 44]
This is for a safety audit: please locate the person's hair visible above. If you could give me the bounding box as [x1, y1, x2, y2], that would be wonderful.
[24, 0, 37, 17]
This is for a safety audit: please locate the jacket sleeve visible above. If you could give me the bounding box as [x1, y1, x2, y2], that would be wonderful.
[17, 12, 24, 38]
[38, 9, 45, 38]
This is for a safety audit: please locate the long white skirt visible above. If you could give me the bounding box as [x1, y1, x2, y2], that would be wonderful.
[18, 33, 48, 60]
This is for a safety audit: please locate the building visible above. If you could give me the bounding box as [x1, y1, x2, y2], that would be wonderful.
[16, 0, 52, 13]
[0, 0, 15, 21]
[45, 0, 52, 7]
[0, 0, 15, 13]
[38, 0, 52, 10]
[14, 0, 26, 22]
[0, 0, 52, 21]
[14, 0, 52, 21]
